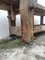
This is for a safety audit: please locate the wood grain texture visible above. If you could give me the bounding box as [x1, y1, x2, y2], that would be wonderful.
[20, 0, 34, 42]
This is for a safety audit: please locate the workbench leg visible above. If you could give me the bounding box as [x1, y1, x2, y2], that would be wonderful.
[19, 0, 34, 42]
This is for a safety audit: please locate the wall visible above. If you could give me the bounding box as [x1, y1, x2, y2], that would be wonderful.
[0, 10, 10, 39]
[37, 0, 45, 6]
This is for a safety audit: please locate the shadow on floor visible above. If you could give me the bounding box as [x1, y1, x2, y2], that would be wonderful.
[34, 31, 45, 37]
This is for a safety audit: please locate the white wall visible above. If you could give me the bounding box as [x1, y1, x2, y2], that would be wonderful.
[34, 15, 41, 25]
[43, 16, 45, 24]
[0, 10, 10, 39]
[37, 0, 45, 6]
[16, 14, 21, 27]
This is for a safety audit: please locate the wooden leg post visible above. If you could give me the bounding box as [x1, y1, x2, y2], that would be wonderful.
[19, 0, 34, 42]
[8, 5, 16, 36]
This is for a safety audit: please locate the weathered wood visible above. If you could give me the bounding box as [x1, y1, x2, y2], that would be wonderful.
[10, 5, 15, 20]
[34, 9, 45, 16]
[20, 0, 34, 42]
[0, 4, 10, 10]
[8, 9, 16, 36]
[11, 27, 21, 36]
[8, 11, 11, 35]
[34, 25, 42, 33]
[35, 4, 45, 11]
[40, 16, 43, 25]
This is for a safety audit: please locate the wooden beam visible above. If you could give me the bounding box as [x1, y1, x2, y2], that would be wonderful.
[0, 4, 10, 10]
[34, 8, 45, 16]
[10, 5, 15, 20]
[0, 0, 10, 5]
[40, 16, 43, 25]
[35, 4, 45, 11]
[8, 10, 16, 36]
